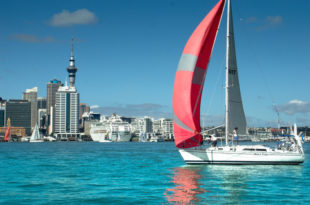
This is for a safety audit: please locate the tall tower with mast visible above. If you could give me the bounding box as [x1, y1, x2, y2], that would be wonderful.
[54, 37, 80, 140]
[67, 38, 78, 87]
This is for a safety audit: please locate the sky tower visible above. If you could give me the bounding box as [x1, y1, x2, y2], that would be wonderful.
[67, 38, 77, 87]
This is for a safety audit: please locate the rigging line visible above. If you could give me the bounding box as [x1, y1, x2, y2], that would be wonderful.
[203, 49, 226, 127]
[205, 45, 226, 113]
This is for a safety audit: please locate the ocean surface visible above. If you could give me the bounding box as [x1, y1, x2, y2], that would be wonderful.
[0, 142, 309, 204]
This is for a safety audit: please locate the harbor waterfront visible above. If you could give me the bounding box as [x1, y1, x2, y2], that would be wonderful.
[0, 142, 309, 204]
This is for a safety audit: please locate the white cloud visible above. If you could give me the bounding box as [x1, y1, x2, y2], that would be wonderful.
[49, 9, 98, 27]
[277, 99, 310, 115]
[90, 105, 99, 109]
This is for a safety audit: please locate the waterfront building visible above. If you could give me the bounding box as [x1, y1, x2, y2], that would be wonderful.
[0, 127, 26, 138]
[143, 117, 153, 134]
[0, 99, 5, 127]
[38, 109, 47, 129]
[81, 112, 100, 131]
[54, 86, 80, 139]
[54, 38, 80, 140]
[161, 118, 174, 139]
[153, 119, 161, 134]
[131, 118, 143, 133]
[5, 100, 31, 135]
[79, 103, 90, 120]
[22, 87, 38, 129]
[37, 97, 47, 109]
[0, 108, 4, 127]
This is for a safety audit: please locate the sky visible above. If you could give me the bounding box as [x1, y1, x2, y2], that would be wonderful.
[0, 0, 310, 127]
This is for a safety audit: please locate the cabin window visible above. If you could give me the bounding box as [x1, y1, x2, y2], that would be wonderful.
[256, 149, 267, 152]
[243, 148, 255, 151]
[243, 148, 266, 152]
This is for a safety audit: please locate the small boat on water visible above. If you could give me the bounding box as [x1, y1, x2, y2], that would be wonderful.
[43, 136, 56, 142]
[172, 0, 304, 165]
[29, 124, 44, 143]
[139, 132, 148, 142]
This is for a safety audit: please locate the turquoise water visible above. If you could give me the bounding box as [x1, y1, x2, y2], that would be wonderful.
[0, 142, 309, 204]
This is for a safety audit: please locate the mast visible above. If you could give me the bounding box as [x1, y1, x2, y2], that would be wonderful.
[225, 0, 231, 146]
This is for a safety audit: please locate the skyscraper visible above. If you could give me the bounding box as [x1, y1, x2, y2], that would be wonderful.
[54, 38, 80, 139]
[54, 86, 80, 139]
[47, 79, 62, 116]
[5, 100, 31, 135]
[47, 79, 62, 133]
[22, 87, 38, 130]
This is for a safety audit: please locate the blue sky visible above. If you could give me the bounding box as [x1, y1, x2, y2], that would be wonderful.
[0, 0, 309, 127]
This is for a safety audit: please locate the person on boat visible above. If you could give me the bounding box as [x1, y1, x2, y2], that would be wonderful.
[209, 134, 217, 147]
[233, 127, 239, 145]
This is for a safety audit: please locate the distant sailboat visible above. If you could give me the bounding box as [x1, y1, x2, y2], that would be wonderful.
[139, 132, 147, 142]
[3, 127, 10, 142]
[172, 0, 304, 165]
[30, 124, 44, 143]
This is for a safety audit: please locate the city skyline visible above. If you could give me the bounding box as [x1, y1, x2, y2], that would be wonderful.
[1, 0, 310, 127]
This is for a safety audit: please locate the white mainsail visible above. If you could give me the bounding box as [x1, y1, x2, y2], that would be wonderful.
[225, 0, 247, 137]
[30, 124, 42, 142]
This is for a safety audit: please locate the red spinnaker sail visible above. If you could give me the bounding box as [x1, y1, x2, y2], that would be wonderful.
[173, 0, 225, 148]
[4, 127, 10, 142]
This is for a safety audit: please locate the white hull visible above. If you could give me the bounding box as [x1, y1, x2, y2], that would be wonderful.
[29, 139, 44, 143]
[150, 137, 164, 142]
[90, 124, 111, 142]
[179, 145, 304, 165]
[91, 133, 111, 142]
[43, 136, 56, 142]
[110, 132, 131, 142]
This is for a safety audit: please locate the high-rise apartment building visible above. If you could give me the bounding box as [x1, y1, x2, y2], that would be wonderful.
[143, 117, 153, 133]
[22, 87, 38, 130]
[5, 100, 31, 135]
[54, 86, 80, 139]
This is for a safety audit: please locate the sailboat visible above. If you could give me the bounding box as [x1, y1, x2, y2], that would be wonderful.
[172, 0, 304, 165]
[3, 126, 10, 142]
[29, 124, 44, 143]
[139, 132, 148, 142]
